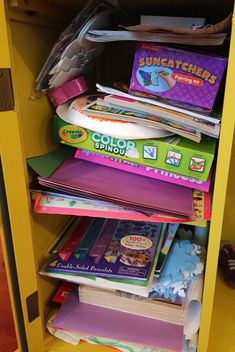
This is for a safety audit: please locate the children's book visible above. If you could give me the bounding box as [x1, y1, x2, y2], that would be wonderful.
[96, 96, 219, 139]
[155, 223, 179, 276]
[42, 220, 163, 281]
[33, 188, 210, 226]
[81, 99, 201, 142]
[40, 222, 167, 297]
[56, 99, 173, 140]
[40, 261, 155, 297]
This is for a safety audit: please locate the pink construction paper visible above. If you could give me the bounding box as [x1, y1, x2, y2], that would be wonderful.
[75, 149, 211, 192]
[38, 157, 193, 217]
[52, 289, 183, 351]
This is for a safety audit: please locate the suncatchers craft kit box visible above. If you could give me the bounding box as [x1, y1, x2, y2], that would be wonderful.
[129, 43, 228, 110]
[54, 115, 216, 181]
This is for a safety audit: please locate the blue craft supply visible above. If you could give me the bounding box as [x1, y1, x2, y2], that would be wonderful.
[150, 239, 204, 301]
[73, 218, 105, 260]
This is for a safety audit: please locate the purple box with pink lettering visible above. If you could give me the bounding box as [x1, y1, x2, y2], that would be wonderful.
[129, 43, 228, 110]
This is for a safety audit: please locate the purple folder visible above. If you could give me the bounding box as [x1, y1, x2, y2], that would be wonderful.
[38, 157, 192, 217]
[52, 289, 183, 351]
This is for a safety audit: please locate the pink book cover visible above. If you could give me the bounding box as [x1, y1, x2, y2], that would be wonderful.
[58, 217, 92, 261]
[75, 148, 211, 192]
[33, 188, 210, 223]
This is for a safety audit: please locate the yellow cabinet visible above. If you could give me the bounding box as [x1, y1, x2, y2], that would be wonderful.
[0, 1, 235, 351]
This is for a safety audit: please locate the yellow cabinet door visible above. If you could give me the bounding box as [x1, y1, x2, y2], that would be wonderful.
[0, 0, 235, 351]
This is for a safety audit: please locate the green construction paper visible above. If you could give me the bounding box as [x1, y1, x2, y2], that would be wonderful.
[27, 145, 73, 177]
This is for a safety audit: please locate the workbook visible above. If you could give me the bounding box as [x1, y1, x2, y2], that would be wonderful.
[42, 220, 163, 281]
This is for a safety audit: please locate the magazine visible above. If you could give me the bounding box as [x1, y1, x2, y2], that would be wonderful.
[82, 99, 202, 142]
[94, 96, 220, 138]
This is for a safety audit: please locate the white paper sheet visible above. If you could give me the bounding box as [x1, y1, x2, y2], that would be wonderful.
[184, 275, 203, 339]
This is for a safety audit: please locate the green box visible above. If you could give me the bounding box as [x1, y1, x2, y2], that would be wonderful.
[53, 115, 217, 181]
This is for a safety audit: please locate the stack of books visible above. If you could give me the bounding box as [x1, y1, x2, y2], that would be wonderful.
[46, 44, 227, 227]
[28, 39, 228, 227]
[41, 218, 170, 297]
[43, 222, 205, 352]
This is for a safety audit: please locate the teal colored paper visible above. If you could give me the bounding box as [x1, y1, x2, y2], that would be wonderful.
[73, 218, 106, 259]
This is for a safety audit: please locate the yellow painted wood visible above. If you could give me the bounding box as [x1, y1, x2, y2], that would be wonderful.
[45, 334, 120, 352]
[0, 1, 44, 348]
[197, 12, 235, 352]
[9, 19, 59, 157]
[0, 110, 45, 352]
[201, 12, 235, 352]
[208, 276, 235, 352]
[0, 0, 11, 67]
[0, 1, 65, 350]
[0, 1, 20, 349]
[7, 12, 73, 330]
[8, 0, 74, 24]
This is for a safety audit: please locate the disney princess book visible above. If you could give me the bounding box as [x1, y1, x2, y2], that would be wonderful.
[42, 219, 163, 281]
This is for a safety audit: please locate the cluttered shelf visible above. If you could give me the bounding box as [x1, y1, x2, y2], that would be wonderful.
[2, 0, 235, 351]
[27, 2, 229, 350]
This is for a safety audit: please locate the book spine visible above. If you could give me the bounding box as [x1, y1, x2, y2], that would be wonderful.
[153, 223, 168, 270]
[58, 217, 92, 261]
[75, 148, 211, 192]
[155, 223, 179, 275]
[89, 219, 119, 264]
[73, 218, 106, 260]
[161, 223, 179, 254]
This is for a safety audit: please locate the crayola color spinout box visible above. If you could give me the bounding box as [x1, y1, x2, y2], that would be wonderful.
[129, 43, 227, 110]
[53, 115, 217, 181]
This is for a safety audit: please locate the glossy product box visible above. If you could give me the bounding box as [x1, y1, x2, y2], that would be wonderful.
[54, 115, 217, 181]
[129, 43, 227, 110]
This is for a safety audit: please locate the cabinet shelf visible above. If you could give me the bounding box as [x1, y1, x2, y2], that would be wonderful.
[1, 0, 235, 351]
[44, 332, 122, 351]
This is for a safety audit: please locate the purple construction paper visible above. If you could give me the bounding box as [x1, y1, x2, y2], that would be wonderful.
[75, 148, 211, 192]
[52, 289, 183, 351]
[38, 157, 192, 216]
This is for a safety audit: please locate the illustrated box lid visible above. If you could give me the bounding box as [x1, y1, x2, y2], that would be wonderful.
[129, 43, 228, 110]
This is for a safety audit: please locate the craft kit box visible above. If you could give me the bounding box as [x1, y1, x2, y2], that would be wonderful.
[54, 115, 217, 181]
[129, 43, 227, 110]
